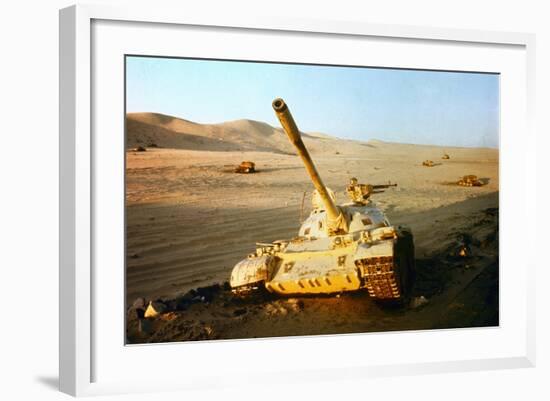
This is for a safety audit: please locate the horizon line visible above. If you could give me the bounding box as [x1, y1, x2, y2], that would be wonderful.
[126, 111, 500, 150]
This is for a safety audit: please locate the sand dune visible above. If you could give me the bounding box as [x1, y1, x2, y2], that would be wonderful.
[127, 112, 353, 154]
[127, 112, 497, 159]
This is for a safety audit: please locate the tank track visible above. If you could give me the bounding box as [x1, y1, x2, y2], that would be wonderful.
[356, 258, 401, 300]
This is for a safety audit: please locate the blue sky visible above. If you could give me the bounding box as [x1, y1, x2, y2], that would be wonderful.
[126, 56, 499, 148]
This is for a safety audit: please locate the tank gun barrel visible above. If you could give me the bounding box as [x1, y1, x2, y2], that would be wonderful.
[272, 98, 343, 231]
[371, 183, 397, 190]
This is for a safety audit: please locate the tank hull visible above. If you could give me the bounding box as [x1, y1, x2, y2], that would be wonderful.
[230, 227, 415, 301]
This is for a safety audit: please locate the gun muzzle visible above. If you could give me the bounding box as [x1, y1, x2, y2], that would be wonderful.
[272, 98, 301, 145]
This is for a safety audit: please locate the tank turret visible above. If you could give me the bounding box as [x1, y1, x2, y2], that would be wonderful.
[346, 177, 397, 204]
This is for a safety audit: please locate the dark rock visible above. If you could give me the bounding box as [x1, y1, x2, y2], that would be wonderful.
[233, 308, 247, 316]
[135, 308, 145, 319]
[169, 296, 191, 311]
[195, 284, 221, 302]
[164, 299, 178, 311]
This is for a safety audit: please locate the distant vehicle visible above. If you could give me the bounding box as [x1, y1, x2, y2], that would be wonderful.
[235, 161, 256, 173]
[229, 98, 415, 302]
[457, 175, 483, 187]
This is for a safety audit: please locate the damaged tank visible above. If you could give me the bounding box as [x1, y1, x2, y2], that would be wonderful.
[235, 161, 256, 173]
[229, 98, 415, 302]
[457, 175, 483, 187]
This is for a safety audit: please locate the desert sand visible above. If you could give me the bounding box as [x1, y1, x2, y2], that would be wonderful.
[125, 112, 499, 343]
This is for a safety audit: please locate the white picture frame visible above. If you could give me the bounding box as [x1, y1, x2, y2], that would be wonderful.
[59, 4, 536, 397]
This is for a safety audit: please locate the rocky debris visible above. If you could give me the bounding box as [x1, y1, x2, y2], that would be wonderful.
[163, 284, 223, 311]
[198, 285, 221, 301]
[410, 296, 429, 309]
[129, 284, 225, 321]
[286, 298, 305, 312]
[450, 233, 481, 259]
[127, 297, 147, 321]
[442, 154, 450, 160]
[264, 303, 288, 316]
[261, 298, 304, 316]
[144, 300, 167, 318]
[146, 320, 218, 343]
[134, 146, 147, 152]
[134, 308, 145, 320]
[235, 161, 256, 173]
[203, 325, 215, 337]
[137, 319, 153, 335]
[458, 246, 469, 257]
[422, 160, 435, 167]
[165, 295, 192, 311]
[132, 297, 146, 309]
[126, 284, 230, 342]
[159, 312, 178, 321]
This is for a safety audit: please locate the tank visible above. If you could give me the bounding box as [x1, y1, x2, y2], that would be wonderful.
[235, 161, 256, 173]
[457, 175, 483, 187]
[229, 98, 415, 301]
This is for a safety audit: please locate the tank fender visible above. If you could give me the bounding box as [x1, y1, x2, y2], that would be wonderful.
[230, 255, 279, 289]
